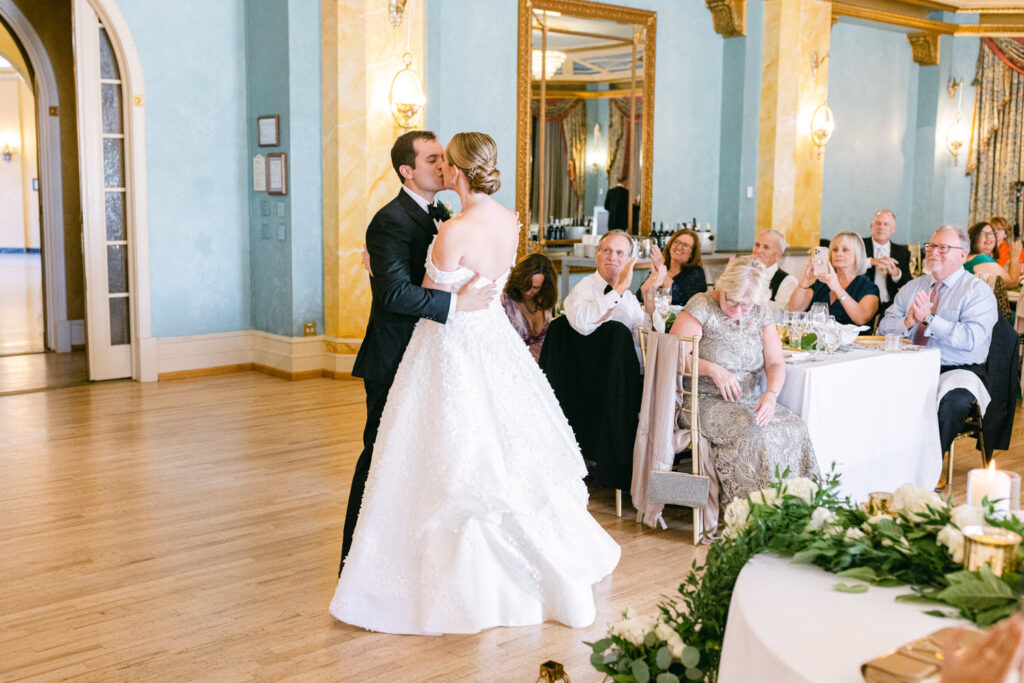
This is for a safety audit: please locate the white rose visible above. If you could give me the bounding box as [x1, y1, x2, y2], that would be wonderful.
[665, 630, 685, 660]
[951, 504, 986, 530]
[783, 477, 818, 503]
[724, 498, 751, 533]
[749, 488, 779, 507]
[613, 615, 656, 646]
[891, 483, 944, 519]
[937, 524, 966, 563]
[806, 506, 837, 532]
[844, 527, 867, 542]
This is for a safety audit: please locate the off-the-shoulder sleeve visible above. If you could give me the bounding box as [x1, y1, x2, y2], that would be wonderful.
[425, 241, 466, 285]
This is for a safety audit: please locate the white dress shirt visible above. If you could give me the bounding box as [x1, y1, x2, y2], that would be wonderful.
[403, 186, 457, 317]
[764, 262, 799, 314]
[563, 272, 650, 361]
[871, 239, 901, 304]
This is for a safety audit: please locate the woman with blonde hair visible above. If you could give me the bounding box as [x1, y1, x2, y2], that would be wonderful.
[331, 131, 619, 635]
[669, 256, 818, 507]
[788, 230, 879, 326]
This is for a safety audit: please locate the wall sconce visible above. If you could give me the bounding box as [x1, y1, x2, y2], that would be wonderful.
[389, 52, 425, 129]
[810, 103, 835, 151]
[532, 49, 567, 80]
[946, 111, 968, 166]
[1, 143, 13, 163]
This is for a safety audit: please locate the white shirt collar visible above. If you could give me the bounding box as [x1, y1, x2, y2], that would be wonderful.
[763, 262, 779, 277]
[402, 185, 432, 213]
[872, 239, 890, 254]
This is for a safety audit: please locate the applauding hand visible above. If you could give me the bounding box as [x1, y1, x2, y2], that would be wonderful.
[615, 256, 638, 294]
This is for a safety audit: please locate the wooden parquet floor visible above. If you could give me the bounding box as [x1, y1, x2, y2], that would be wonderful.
[0, 371, 1020, 682]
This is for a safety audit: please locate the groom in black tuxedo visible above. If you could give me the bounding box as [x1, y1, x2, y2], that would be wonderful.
[339, 131, 495, 573]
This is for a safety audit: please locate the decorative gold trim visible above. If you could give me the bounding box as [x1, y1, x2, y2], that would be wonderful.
[705, 0, 746, 38]
[324, 340, 361, 355]
[831, 2, 1024, 36]
[516, 0, 656, 257]
[907, 32, 941, 66]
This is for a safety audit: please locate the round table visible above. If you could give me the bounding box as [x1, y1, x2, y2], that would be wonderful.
[718, 554, 972, 682]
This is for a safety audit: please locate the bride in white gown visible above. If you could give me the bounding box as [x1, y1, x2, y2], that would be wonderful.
[330, 132, 620, 636]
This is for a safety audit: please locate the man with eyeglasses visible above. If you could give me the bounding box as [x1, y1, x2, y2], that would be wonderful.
[878, 225, 997, 475]
[563, 229, 665, 360]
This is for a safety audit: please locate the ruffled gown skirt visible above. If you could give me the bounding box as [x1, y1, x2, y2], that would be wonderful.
[330, 304, 621, 635]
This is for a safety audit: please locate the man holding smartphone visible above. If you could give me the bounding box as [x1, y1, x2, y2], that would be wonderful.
[863, 209, 912, 316]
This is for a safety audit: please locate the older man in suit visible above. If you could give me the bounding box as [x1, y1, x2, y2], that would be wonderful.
[339, 131, 495, 573]
[864, 209, 912, 317]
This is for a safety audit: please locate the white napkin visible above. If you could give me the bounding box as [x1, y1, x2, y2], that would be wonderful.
[937, 369, 991, 415]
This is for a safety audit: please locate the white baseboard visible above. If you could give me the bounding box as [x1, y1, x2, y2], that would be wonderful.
[156, 330, 359, 378]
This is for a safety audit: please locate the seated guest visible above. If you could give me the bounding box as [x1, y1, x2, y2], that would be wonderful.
[564, 229, 663, 360]
[878, 225, 998, 465]
[788, 230, 879, 326]
[965, 220, 1020, 287]
[990, 215, 1013, 266]
[669, 256, 818, 507]
[863, 209, 912, 317]
[503, 253, 557, 362]
[649, 228, 706, 306]
[751, 229, 798, 314]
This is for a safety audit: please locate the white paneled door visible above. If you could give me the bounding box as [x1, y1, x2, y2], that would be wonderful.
[74, 0, 131, 380]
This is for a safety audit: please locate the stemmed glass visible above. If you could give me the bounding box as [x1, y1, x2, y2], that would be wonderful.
[788, 313, 808, 350]
[819, 321, 841, 354]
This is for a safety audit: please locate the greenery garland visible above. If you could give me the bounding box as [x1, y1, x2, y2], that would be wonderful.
[588, 469, 1024, 683]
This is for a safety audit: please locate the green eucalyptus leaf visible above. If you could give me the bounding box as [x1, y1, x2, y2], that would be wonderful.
[656, 674, 681, 683]
[591, 652, 608, 667]
[632, 659, 651, 683]
[792, 548, 820, 564]
[592, 637, 614, 653]
[836, 566, 877, 582]
[655, 646, 672, 670]
[831, 581, 864, 593]
[681, 645, 700, 668]
[685, 667, 704, 681]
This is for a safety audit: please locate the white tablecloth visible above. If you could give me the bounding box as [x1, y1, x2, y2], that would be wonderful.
[718, 554, 971, 682]
[779, 347, 942, 501]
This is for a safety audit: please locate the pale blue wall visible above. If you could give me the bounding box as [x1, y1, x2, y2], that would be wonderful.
[116, 0, 251, 337]
[822, 21, 919, 241]
[426, 0, 723, 226]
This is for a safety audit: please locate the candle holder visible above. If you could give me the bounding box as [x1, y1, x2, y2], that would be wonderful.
[961, 525, 1022, 576]
[537, 660, 571, 683]
[867, 492, 893, 516]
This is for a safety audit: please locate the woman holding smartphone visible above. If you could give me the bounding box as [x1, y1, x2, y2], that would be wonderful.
[787, 230, 879, 326]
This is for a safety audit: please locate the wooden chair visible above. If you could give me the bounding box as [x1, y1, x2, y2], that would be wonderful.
[637, 328, 712, 543]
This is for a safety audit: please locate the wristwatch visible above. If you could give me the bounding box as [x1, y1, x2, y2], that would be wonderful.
[924, 313, 935, 326]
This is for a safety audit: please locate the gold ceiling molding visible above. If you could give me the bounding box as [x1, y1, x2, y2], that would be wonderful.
[907, 32, 941, 64]
[705, 0, 746, 38]
[831, 1, 1024, 36]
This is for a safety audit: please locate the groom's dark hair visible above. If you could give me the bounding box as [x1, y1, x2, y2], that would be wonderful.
[391, 130, 438, 183]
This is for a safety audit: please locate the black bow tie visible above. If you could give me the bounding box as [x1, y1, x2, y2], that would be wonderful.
[428, 202, 447, 222]
[604, 284, 614, 294]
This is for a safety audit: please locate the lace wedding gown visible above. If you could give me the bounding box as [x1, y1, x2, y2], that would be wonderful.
[330, 241, 620, 635]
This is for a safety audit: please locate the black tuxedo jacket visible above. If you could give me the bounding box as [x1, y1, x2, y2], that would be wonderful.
[351, 190, 451, 384]
[863, 237, 912, 301]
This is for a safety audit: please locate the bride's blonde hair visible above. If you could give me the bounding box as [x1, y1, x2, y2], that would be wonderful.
[447, 132, 501, 195]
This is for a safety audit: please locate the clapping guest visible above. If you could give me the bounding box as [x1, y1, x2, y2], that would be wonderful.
[503, 253, 557, 361]
[751, 229, 798, 313]
[990, 216, 1013, 266]
[965, 221, 1020, 287]
[788, 230, 879, 326]
[669, 256, 818, 506]
[653, 228, 707, 306]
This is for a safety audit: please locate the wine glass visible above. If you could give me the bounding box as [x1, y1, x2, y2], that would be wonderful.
[654, 287, 671, 314]
[820, 322, 841, 354]
[809, 302, 829, 323]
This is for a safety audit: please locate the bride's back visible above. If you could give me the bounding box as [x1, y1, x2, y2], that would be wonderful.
[441, 199, 519, 281]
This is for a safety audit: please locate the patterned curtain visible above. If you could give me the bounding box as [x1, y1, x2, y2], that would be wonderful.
[608, 98, 643, 189]
[967, 39, 1024, 226]
[531, 99, 586, 218]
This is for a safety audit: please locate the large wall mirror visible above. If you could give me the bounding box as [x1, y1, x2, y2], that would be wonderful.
[516, 0, 656, 255]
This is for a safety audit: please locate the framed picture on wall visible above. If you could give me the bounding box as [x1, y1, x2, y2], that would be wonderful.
[257, 115, 280, 147]
[267, 153, 287, 195]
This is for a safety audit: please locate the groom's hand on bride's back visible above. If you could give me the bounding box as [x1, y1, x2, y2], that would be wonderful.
[456, 274, 497, 312]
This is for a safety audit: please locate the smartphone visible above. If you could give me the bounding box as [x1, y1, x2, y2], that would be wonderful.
[812, 246, 829, 276]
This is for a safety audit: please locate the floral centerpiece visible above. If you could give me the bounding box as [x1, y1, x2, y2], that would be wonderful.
[588, 469, 1024, 682]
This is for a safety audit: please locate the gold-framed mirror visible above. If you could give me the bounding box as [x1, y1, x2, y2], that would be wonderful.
[516, 0, 656, 257]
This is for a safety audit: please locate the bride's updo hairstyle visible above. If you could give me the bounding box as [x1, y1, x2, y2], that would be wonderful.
[447, 132, 501, 195]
